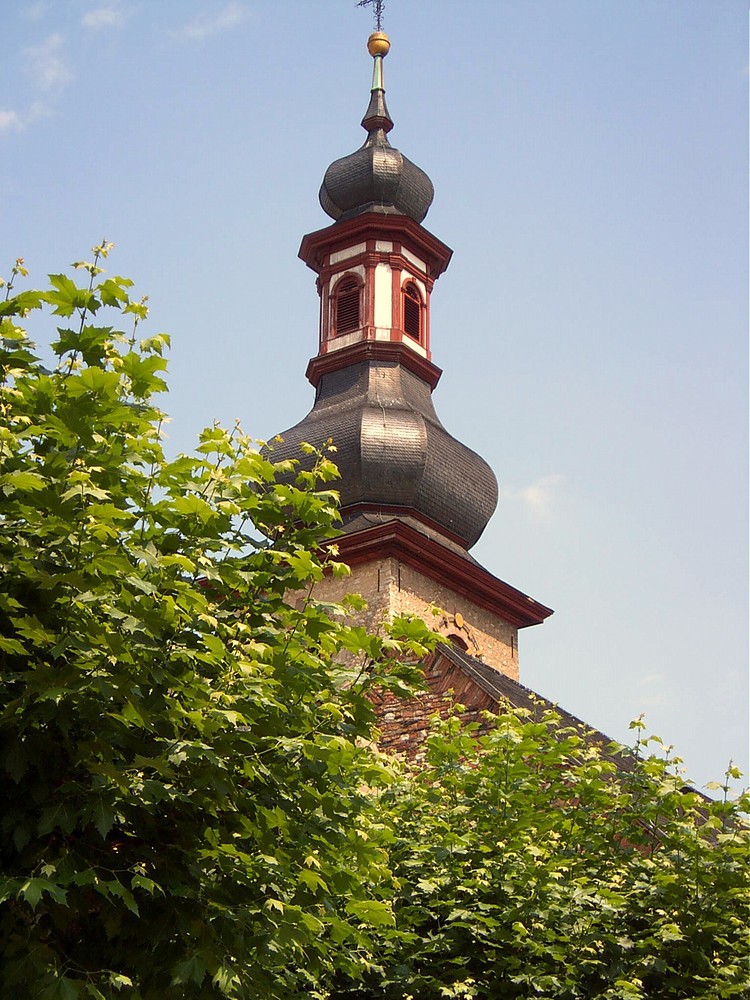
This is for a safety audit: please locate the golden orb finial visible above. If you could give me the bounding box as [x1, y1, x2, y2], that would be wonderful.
[367, 31, 390, 57]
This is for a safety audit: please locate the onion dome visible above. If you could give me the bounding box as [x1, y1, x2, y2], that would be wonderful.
[319, 33, 434, 224]
[271, 356, 499, 551]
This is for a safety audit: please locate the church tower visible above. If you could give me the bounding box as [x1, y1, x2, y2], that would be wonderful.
[272, 31, 552, 680]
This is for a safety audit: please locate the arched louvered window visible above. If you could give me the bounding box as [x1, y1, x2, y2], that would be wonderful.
[403, 281, 422, 340]
[334, 276, 360, 335]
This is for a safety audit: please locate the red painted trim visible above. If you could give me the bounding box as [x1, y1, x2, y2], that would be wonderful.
[327, 520, 554, 629]
[306, 341, 442, 390]
[316, 249, 425, 285]
[391, 261, 400, 340]
[424, 285, 431, 352]
[300, 213, 452, 280]
[368, 256, 378, 340]
[320, 276, 328, 352]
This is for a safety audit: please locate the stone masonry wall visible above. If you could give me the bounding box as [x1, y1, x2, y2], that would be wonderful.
[309, 555, 519, 680]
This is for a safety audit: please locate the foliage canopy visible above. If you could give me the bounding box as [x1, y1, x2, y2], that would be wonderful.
[334, 712, 749, 999]
[0, 247, 434, 998]
[1, 250, 748, 999]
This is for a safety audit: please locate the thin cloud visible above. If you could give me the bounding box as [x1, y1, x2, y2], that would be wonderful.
[0, 103, 48, 135]
[82, 5, 129, 30]
[639, 672, 666, 686]
[1, 35, 72, 136]
[24, 34, 73, 93]
[175, 2, 251, 41]
[0, 111, 23, 134]
[22, 2, 52, 20]
[511, 473, 562, 520]
[637, 673, 668, 710]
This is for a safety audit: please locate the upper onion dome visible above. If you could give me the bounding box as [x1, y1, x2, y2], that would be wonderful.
[319, 32, 434, 224]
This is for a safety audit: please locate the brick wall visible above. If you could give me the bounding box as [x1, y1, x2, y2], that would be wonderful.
[370, 653, 496, 761]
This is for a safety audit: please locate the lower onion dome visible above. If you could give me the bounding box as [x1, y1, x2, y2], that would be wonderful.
[269, 357, 498, 551]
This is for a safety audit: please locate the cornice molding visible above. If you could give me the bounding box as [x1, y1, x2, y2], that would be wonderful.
[306, 341, 442, 389]
[327, 520, 554, 629]
[299, 213, 453, 280]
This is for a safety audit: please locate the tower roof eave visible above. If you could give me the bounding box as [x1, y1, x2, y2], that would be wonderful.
[326, 519, 554, 628]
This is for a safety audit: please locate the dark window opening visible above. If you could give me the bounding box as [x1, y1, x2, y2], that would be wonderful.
[403, 282, 421, 339]
[335, 277, 360, 334]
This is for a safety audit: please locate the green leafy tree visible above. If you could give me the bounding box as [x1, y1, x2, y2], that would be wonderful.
[0, 248, 435, 1000]
[332, 710, 750, 999]
[2, 249, 747, 1000]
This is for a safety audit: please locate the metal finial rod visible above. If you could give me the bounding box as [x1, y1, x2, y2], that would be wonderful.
[357, 0, 385, 32]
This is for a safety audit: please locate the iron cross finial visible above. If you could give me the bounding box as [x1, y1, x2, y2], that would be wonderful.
[357, 0, 385, 32]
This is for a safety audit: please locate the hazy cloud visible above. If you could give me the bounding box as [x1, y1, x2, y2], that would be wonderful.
[0, 101, 52, 135]
[175, 2, 250, 41]
[82, 4, 129, 30]
[24, 34, 73, 93]
[637, 672, 668, 710]
[1, 35, 72, 136]
[505, 473, 562, 519]
[22, 2, 52, 20]
[0, 111, 23, 133]
[0, 102, 48, 135]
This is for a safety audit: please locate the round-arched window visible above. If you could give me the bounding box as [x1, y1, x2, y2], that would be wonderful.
[334, 276, 360, 335]
[403, 281, 422, 340]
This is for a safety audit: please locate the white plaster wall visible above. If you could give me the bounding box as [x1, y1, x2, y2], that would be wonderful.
[328, 330, 363, 351]
[329, 243, 366, 265]
[401, 247, 426, 272]
[373, 263, 392, 329]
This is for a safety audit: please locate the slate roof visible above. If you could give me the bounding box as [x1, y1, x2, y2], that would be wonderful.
[442, 644, 596, 728]
[271, 357, 499, 550]
[373, 642, 631, 769]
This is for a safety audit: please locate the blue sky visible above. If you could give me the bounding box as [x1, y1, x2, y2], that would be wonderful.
[2, 0, 747, 793]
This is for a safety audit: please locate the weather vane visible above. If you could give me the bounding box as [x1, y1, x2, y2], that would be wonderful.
[357, 0, 385, 32]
